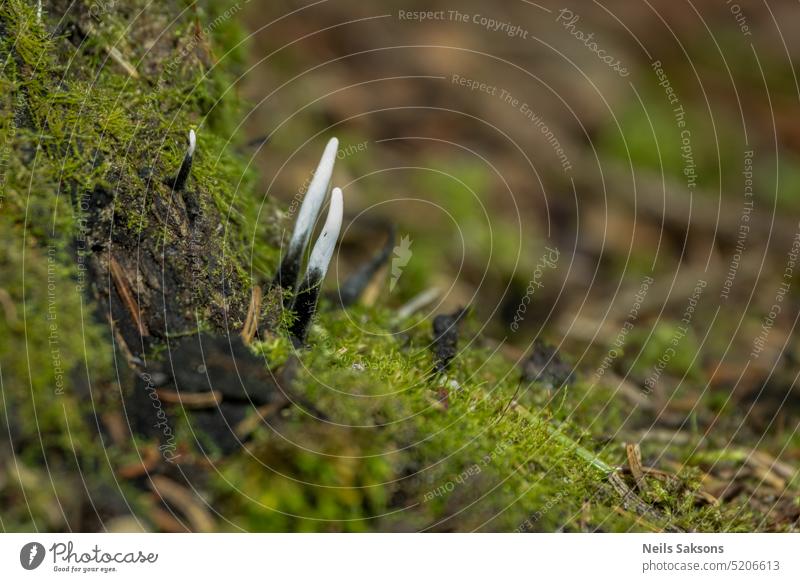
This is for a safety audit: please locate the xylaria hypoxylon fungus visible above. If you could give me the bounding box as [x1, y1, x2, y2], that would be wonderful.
[289, 187, 344, 343]
[274, 137, 339, 292]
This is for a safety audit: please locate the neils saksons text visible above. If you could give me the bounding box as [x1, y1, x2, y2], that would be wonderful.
[643, 543, 724, 554]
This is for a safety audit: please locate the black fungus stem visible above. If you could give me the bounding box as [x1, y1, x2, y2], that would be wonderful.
[170, 151, 193, 192]
[289, 269, 323, 344]
[274, 245, 301, 290]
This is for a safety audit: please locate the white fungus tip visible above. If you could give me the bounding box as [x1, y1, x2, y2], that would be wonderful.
[306, 187, 344, 280]
[187, 129, 197, 157]
[326, 136, 339, 154]
[289, 137, 339, 253]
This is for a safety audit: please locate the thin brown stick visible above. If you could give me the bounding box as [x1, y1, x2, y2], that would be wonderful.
[235, 397, 290, 439]
[118, 446, 161, 479]
[155, 388, 222, 408]
[626, 443, 651, 494]
[241, 285, 262, 345]
[109, 256, 148, 337]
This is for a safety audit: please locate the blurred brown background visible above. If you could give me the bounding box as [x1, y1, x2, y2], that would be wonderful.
[233, 0, 800, 440]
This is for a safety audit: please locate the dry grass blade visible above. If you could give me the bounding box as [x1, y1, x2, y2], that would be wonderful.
[104, 45, 139, 78]
[149, 475, 215, 533]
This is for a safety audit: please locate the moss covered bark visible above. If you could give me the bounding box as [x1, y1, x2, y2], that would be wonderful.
[1, 0, 279, 531]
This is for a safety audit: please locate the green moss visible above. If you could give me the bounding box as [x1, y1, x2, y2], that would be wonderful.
[210, 307, 679, 531]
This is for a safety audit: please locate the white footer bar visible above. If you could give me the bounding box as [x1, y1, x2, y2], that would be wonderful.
[1, 534, 798, 581]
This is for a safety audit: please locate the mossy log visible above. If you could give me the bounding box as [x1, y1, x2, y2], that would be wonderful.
[1, 0, 283, 531]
